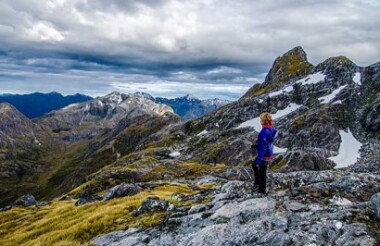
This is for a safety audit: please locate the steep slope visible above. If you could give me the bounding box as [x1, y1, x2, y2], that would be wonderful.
[0, 103, 49, 207]
[0, 93, 179, 206]
[0, 92, 92, 118]
[0, 103, 37, 145]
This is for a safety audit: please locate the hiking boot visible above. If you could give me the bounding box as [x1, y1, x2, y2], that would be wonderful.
[250, 185, 260, 195]
[258, 190, 267, 196]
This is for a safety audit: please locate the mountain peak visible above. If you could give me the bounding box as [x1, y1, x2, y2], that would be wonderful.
[284, 46, 307, 57]
[134, 92, 155, 101]
[315, 56, 357, 74]
[105, 91, 122, 97]
[263, 46, 313, 85]
[0, 102, 15, 113]
[183, 94, 199, 100]
[242, 46, 313, 99]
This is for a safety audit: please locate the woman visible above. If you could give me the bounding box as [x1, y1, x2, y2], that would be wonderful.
[252, 112, 277, 194]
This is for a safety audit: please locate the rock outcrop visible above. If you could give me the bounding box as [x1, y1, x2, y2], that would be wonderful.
[13, 195, 37, 207]
[93, 169, 380, 246]
[103, 183, 143, 201]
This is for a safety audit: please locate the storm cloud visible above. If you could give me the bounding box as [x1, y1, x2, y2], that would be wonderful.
[0, 0, 379, 99]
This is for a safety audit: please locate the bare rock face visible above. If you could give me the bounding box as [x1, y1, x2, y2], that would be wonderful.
[0, 103, 39, 147]
[370, 193, 380, 219]
[271, 150, 336, 172]
[132, 196, 169, 217]
[103, 183, 143, 201]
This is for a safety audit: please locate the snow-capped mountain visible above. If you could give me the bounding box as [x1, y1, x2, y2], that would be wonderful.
[155, 94, 231, 119]
[37, 91, 174, 141]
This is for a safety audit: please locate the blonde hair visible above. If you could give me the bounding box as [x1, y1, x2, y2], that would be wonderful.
[260, 112, 273, 125]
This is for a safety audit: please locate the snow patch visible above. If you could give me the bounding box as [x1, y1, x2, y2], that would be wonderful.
[98, 100, 103, 107]
[335, 221, 343, 230]
[319, 85, 348, 104]
[273, 145, 287, 153]
[34, 138, 42, 146]
[297, 72, 325, 85]
[332, 100, 342, 105]
[169, 151, 181, 158]
[268, 85, 293, 97]
[62, 103, 79, 110]
[272, 103, 302, 119]
[235, 103, 302, 131]
[235, 117, 261, 131]
[329, 129, 362, 168]
[197, 130, 209, 136]
[353, 72, 361, 85]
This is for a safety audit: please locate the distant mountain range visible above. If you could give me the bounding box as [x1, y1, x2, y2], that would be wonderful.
[0, 92, 93, 118]
[0, 92, 231, 120]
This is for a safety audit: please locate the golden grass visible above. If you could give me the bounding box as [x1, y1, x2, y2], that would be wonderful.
[142, 162, 226, 181]
[0, 184, 193, 246]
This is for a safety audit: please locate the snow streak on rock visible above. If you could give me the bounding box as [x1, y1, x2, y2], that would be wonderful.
[319, 85, 348, 104]
[297, 72, 325, 86]
[353, 72, 361, 85]
[268, 85, 293, 97]
[236, 103, 302, 131]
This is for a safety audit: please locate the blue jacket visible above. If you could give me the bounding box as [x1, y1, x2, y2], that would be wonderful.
[255, 125, 277, 165]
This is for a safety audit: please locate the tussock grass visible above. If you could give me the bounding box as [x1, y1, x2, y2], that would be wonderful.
[142, 162, 226, 181]
[0, 184, 193, 246]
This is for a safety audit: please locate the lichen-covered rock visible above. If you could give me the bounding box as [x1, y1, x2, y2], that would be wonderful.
[103, 183, 143, 201]
[271, 150, 335, 172]
[0, 206, 12, 212]
[370, 193, 380, 219]
[13, 194, 37, 207]
[219, 180, 252, 199]
[74, 185, 102, 206]
[211, 197, 275, 221]
[132, 196, 169, 216]
[335, 223, 378, 246]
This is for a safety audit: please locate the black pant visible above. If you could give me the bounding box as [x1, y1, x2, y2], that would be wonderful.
[252, 160, 268, 193]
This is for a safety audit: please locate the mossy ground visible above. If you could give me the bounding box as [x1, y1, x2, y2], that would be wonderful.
[0, 184, 194, 246]
[270, 158, 288, 172]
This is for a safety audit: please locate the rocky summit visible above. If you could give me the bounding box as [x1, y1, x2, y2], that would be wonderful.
[0, 47, 379, 246]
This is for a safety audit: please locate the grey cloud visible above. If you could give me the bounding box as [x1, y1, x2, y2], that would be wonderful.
[0, 0, 379, 99]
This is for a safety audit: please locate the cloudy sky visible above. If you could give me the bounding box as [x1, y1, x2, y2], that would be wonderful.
[0, 0, 379, 100]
